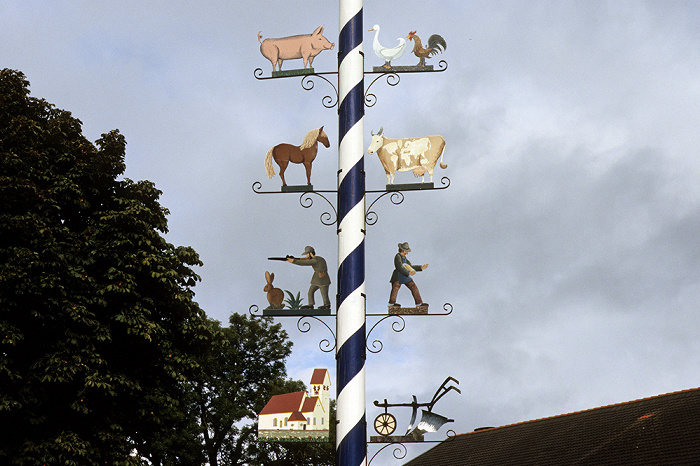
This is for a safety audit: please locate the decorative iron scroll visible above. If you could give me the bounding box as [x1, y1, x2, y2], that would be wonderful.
[252, 181, 338, 226]
[249, 304, 336, 353]
[367, 442, 407, 466]
[365, 303, 453, 354]
[367, 431, 456, 466]
[365, 190, 404, 226]
[254, 61, 447, 110]
[301, 73, 339, 108]
[365, 177, 450, 227]
[364, 72, 400, 108]
[300, 190, 337, 226]
[253, 68, 339, 108]
[366, 315, 405, 354]
[297, 315, 336, 353]
[364, 60, 448, 108]
[253, 178, 449, 228]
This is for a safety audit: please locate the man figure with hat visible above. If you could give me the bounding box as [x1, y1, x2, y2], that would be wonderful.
[287, 246, 331, 309]
[389, 242, 428, 309]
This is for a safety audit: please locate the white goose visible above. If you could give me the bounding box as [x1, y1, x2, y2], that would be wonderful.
[369, 24, 407, 69]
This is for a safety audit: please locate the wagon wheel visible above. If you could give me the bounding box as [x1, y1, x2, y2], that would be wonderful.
[374, 412, 397, 436]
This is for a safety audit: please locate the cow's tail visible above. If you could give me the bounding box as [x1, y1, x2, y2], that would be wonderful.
[439, 140, 447, 169]
[264, 147, 275, 178]
[258, 31, 264, 43]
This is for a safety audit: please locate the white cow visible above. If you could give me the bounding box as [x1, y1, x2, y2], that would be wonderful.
[367, 127, 447, 184]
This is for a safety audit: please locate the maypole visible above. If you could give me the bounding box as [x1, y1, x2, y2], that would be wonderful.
[251, 2, 457, 463]
[337, 0, 366, 464]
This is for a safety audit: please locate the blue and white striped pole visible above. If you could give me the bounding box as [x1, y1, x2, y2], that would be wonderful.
[337, 0, 366, 465]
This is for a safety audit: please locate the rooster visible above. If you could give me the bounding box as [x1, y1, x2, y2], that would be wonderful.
[407, 31, 446, 67]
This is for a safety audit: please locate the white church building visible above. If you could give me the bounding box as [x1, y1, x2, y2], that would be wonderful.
[258, 368, 331, 441]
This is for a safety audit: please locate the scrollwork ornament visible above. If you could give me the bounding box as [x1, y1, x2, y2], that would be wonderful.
[296, 316, 336, 353]
[299, 191, 337, 226]
[301, 73, 338, 108]
[365, 72, 400, 108]
[365, 190, 405, 226]
[368, 442, 407, 466]
[366, 315, 406, 354]
[442, 302, 453, 315]
[248, 304, 261, 316]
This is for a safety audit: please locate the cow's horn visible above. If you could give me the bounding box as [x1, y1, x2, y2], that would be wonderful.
[371, 128, 376, 136]
[378, 126, 383, 135]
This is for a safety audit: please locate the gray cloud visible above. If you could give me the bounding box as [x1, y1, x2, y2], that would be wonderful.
[3, 1, 699, 464]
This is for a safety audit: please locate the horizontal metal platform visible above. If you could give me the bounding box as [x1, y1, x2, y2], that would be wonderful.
[262, 308, 332, 316]
[386, 182, 435, 191]
[370, 433, 424, 443]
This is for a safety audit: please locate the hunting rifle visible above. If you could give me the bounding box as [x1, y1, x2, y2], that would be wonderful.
[268, 255, 297, 261]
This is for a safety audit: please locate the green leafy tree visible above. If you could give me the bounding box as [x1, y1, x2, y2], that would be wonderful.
[0, 69, 212, 465]
[193, 314, 295, 466]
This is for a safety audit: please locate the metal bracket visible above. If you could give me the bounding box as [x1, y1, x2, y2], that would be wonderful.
[248, 304, 336, 353]
[252, 181, 338, 226]
[365, 177, 450, 227]
[254, 68, 339, 108]
[254, 60, 448, 110]
[367, 430, 457, 466]
[366, 303, 453, 354]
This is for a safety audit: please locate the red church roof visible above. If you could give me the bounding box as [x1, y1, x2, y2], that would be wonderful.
[259, 391, 305, 415]
[302, 396, 320, 413]
[288, 411, 307, 422]
[311, 368, 329, 385]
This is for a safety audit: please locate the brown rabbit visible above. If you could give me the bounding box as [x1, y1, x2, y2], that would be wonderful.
[264, 271, 285, 309]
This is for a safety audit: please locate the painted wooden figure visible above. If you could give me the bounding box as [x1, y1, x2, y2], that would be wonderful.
[264, 127, 330, 187]
[286, 246, 331, 310]
[407, 31, 447, 67]
[367, 127, 447, 185]
[264, 271, 285, 309]
[389, 242, 428, 309]
[258, 368, 331, 442]
[368, 24, 408, 69]
[258, 25, 334, 74]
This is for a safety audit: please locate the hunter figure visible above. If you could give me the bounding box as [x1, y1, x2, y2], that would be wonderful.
[287, 246, 331, 309]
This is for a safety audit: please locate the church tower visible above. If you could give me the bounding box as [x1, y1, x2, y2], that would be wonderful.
[310, 368, 331, 415]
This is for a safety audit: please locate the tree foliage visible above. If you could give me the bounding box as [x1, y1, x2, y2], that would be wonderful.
[0, 68, 212, 464]
[0, 68, 336, 465]
[176, 314, 335, 466]
[194, 314, 294, 466]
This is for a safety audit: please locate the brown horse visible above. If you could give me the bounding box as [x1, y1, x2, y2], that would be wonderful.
[264, 127, 330, 186]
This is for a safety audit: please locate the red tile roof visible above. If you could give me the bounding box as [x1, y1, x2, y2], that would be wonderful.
[288, 411, 307, 422]
[259, 391, 305, 415]
[301, 396, 319, 413]
[311, 368, 329, 385]
[404, 387, 700, 466]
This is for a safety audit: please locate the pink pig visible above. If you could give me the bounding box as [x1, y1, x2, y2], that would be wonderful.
[258, 25, 335, 72]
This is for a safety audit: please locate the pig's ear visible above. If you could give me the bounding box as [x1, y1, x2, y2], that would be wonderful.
[313, 25, 324, 36]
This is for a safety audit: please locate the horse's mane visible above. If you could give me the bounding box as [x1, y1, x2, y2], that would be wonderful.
[300, 128, 321, 150]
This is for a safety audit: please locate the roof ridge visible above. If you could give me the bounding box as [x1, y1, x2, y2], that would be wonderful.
[462, 386, 700, 436]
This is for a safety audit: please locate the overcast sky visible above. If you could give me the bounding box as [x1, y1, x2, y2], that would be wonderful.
[3, 0, 699, 464]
